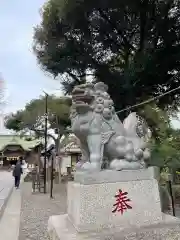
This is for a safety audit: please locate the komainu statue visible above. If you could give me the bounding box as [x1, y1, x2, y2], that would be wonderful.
[70, 82, 151, 172]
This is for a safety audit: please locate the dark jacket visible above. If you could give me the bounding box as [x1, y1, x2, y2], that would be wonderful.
[13, 163, 23, 177]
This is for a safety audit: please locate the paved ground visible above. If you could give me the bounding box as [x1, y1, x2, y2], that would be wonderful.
[0, 171, 23, 240]
[0, 171, 14, 216]
[0, 171, 13, 187]
[0, 187, 21, 240]
[18, 182, 67, 240]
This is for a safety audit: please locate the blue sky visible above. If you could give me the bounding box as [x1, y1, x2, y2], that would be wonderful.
[0, 0, 61, 115]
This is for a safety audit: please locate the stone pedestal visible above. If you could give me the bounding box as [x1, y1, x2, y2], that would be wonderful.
[48, 167, 180, 240]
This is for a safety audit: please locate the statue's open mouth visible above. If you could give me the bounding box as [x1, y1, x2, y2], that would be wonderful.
[73, 94, 94, 104]
[72, 100, 91, 113]
[72, 85, 94, 105]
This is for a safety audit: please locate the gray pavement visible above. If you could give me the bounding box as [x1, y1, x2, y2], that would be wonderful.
[18, 182, 67, 240]
[0, 171, 14, 219]
[0, 171, 20, 240]
[0, 187, 21, 240]
[0, 171, 13, 190]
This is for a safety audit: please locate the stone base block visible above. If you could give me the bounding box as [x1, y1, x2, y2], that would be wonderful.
[68, 167, 162, 232]
[48, 214, 180, 240]
[48, 167, 180, 240]
[73, 167, 159, 184]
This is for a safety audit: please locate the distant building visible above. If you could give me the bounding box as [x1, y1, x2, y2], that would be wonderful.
[0, 132, 83, 173]
[60, 134, 81, 174]
[0, 135, 41, 166]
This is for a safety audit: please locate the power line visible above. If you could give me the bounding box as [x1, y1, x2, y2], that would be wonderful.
[116, 85, 180, 114]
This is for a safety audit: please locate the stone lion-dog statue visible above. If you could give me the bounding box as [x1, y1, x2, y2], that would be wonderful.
[70, 82, 151, 171]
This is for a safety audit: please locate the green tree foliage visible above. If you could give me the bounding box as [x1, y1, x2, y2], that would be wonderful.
[33, 0, 180, 118]
[138, 103, 180, 168]
[150, 128, 180, 168]
[138, 103, 171, 140]
[5, 111, 23, 132]
[5, 95, 71, 134]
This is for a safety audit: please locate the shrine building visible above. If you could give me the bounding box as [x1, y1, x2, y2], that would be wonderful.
[0, 135, 41, 166]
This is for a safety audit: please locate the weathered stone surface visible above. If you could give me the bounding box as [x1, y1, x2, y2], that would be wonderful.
[67, 176, 162, 232]
[48, 214, 180, 240]
[74, 167, 159, 184]
[48, 167, 179, 240]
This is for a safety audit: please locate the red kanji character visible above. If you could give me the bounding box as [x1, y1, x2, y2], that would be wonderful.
[112, 189, 132, 214]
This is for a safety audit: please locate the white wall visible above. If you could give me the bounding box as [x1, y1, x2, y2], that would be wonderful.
[61, 155, 71, 174]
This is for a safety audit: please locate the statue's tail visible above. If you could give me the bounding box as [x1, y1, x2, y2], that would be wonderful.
[123, 112, 148, 151]
[123, 112, 138, 137]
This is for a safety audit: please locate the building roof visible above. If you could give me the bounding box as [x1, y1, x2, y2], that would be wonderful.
[60, 134, 81, 154]
[0, 135, 41, 152]
[60, 141, 81, 153]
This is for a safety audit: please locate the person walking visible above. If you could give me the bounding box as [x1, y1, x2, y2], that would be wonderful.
[13, 160, 23, 189]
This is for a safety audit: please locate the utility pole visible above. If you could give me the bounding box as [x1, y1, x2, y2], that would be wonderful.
[50, 149, 55, 198]
[43, 92, 48, 194]
[167, 174, 175, 216]
[50, 115, 59, 198]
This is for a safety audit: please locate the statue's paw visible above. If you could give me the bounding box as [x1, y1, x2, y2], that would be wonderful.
[134, 149, 144, 160]
[125, 153, 136, 162]
[89, 162, 101, 171]
[110, 159, 144, 171]
[81, 162, 92, 171]
[80, 162, 101, 172]
[110, 159, 128, 171]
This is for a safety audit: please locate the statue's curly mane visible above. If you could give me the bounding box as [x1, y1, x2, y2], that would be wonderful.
[70, 82, 117, 124]
[70, 82, 151, 172]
